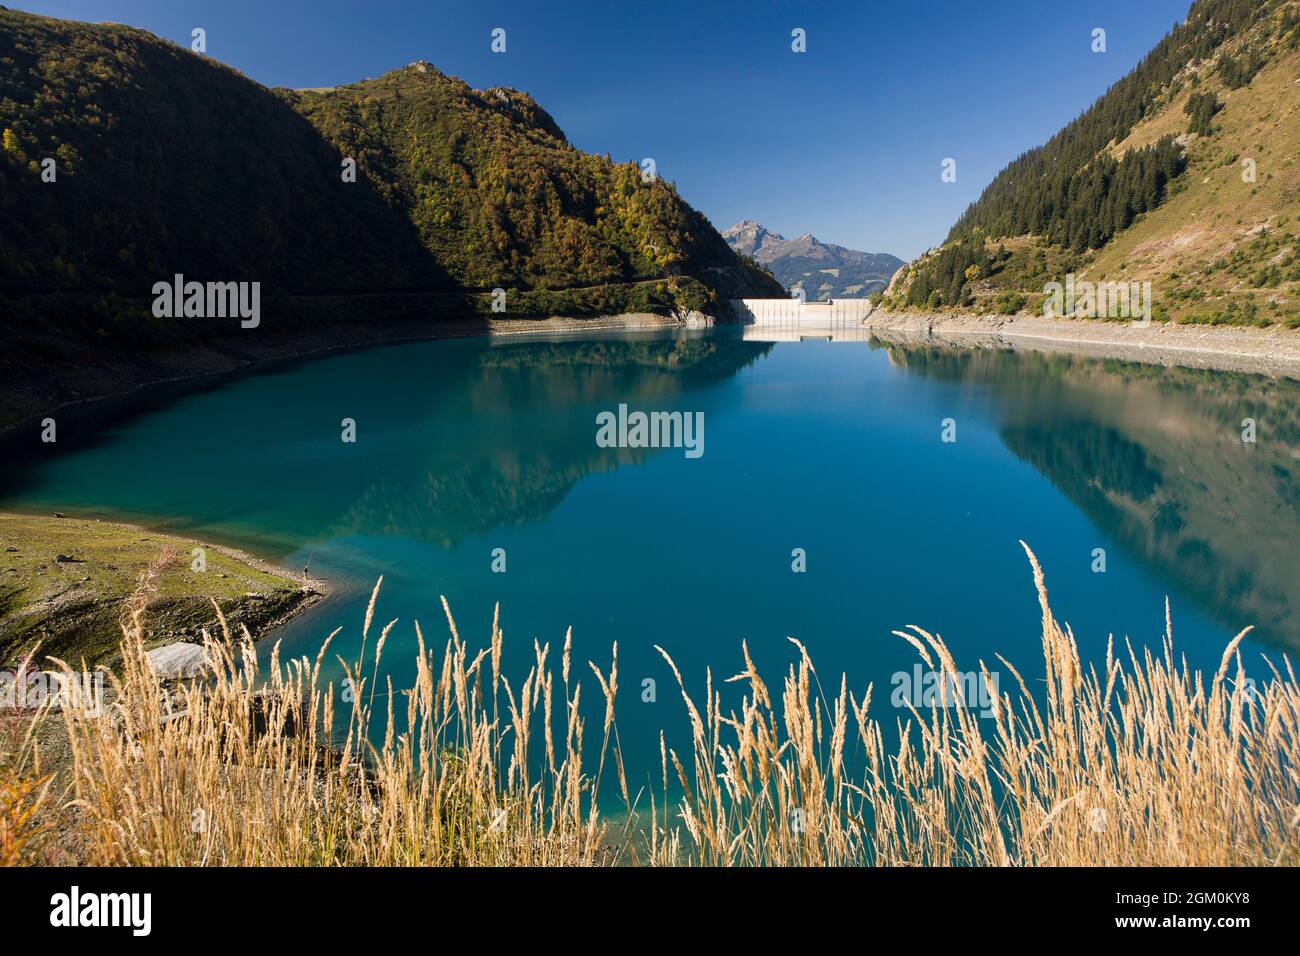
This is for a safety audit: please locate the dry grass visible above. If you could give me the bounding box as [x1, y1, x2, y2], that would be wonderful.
[0, 648, 56, 866]
[5, 544, 1298, 866]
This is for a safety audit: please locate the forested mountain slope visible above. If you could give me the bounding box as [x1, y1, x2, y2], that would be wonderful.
[0, 10, 439, 298]
[885, 0, 1300, 327]
[0, 8, 778, 428]
[288, 64, 769, 296]
[0, 10, 774, 305]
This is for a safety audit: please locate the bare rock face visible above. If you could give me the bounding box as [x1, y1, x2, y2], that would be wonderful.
[145, 643, 213, 678]
[720, 220, 772, 259]
[673, 310, 713, 327]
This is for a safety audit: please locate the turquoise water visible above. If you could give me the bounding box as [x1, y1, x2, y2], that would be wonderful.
[4, 329, 1298, 788]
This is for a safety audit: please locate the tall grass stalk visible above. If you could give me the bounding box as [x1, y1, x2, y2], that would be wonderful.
[39, 544, 1300, 866]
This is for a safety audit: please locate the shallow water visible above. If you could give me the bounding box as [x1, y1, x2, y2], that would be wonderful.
[5, 328, 1298, 787]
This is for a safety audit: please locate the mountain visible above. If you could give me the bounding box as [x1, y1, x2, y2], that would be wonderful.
[285, 65, 777, 297]
[0, 9, 780, 428]
[722, 220, 903, 299]
[886, 0, 1300, 327]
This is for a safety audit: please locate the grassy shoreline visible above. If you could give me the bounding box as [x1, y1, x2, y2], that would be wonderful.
[0, 511, 325, 666]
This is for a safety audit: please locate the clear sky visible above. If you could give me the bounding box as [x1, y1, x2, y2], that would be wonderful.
[20, 0, 1192, 260]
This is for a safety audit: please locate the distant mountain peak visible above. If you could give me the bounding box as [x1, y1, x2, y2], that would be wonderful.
[723, 220, 904, 299]
[721, 220, 776, 257]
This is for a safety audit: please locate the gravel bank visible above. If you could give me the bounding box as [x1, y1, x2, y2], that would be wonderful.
[863, 312, 1300, 378]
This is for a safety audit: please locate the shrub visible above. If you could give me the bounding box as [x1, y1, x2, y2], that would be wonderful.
[994, 290, 1027, 314]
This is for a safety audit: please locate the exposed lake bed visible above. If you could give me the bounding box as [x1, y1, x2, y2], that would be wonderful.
[865, 311, 1300, 378]
[0, 511, 324, 665]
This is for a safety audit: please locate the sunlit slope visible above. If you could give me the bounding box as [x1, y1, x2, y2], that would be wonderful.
[286, 64, 778, 298]
[885, 0, 1300, 327]
[1087, 43, 1300, 323]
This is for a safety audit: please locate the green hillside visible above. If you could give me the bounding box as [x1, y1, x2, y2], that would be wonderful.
[0, 8, 779, 429]
[0, 10, 773, 301]
[885, 0, 1300, 327]
[287, 63, 764, 294]
[0, 10, 438, 298]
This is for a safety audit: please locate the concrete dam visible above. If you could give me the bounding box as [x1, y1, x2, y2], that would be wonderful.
[729, 298, 878, 342]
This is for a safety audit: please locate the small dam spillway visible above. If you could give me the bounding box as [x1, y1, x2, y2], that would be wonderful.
[729, 298, 877, 342]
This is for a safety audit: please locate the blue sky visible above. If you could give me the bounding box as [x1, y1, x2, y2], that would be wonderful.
[22, 0, 1192, 259]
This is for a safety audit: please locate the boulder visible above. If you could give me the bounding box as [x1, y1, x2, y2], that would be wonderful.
[145, 642, 213, 678]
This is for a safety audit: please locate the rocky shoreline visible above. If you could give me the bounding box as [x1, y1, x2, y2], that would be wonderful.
[862, 311, 1300, 379]
[0, 311, 708, 439]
